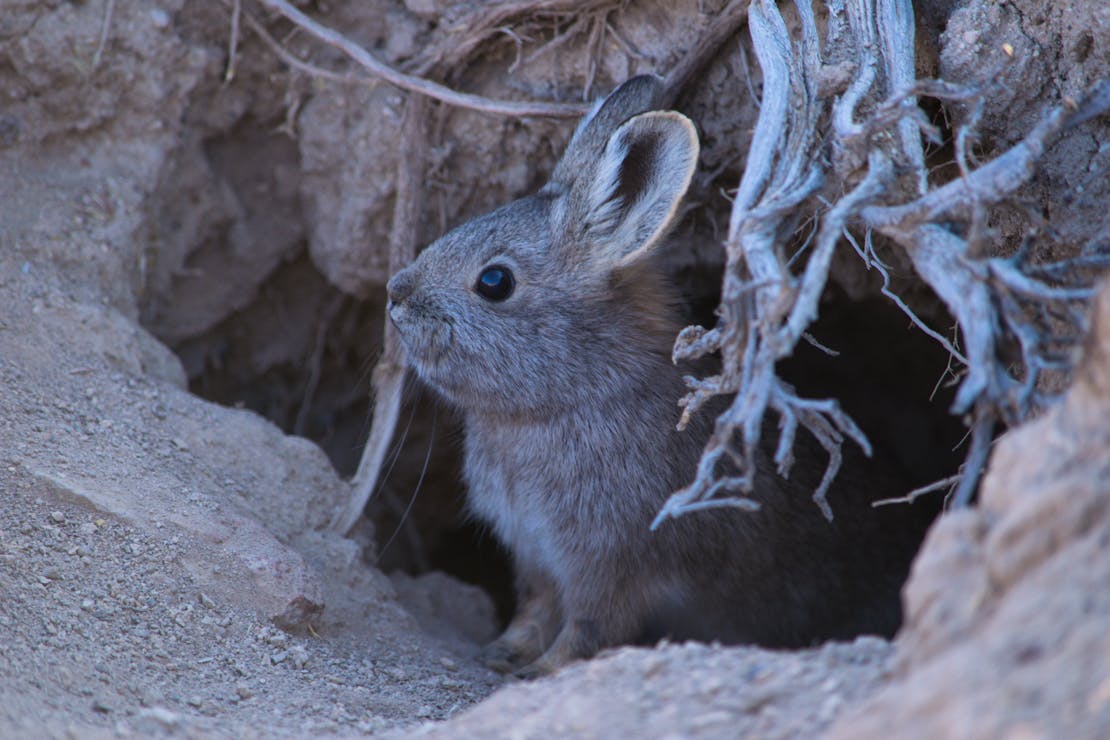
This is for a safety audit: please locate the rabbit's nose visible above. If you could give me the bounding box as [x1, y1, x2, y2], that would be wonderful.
[387, 270, 416, 305]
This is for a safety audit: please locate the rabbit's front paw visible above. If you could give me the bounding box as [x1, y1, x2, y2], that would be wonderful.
[480, 640, 530, 674]
[480, 607, 556, 673]
[511, 618, 600, 678]
[512, 658, 556, 680]
[481, 628, 552, 674]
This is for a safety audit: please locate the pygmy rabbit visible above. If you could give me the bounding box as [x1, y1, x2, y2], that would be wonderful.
[387, 76, 929, 677]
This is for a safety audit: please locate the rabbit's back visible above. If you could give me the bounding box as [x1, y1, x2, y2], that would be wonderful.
[464, 350, 923, 650]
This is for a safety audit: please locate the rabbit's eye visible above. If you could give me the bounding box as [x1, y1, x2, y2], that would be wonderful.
[475, 265, 515, 301]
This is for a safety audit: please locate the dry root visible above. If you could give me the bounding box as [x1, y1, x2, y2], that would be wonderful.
[655, 0, 1110, 526]
[224, 0, 1109, 527]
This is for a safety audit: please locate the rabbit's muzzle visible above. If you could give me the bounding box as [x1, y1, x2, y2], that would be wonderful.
[386, 269, 417, 306]
[386, 269, 453, 367]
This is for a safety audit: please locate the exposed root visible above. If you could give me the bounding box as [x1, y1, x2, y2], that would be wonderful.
[92, 0, 116, 68]
[254, 0, 589, 118]
[332, 95, 429, 535]
[224, 0, 242, 83]
[657, 0, 1110, 525]
[219, 0, 393, 87]
[230, 0, 1109, 526]
[413, 0, 624, 75]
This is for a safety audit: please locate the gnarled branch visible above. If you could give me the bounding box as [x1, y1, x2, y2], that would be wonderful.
[659, 0, 1110, 524]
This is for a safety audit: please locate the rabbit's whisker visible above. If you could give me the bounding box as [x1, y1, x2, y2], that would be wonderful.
[378, 401, 436, 559]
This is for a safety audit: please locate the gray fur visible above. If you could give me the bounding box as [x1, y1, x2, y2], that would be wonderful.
[386, 76, 929, 677]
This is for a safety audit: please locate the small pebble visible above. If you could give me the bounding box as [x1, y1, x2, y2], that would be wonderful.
[135, 706, 181, 731]
[259, 628, 287, 649]
[149, 8, 171, 29]
[235, 684, 252, 700]
[198, 592, 216, 610]
[186, 696, 203, 708]
[270, 651, 288, 665]
[50, 511, 65, 523]
[289, 645, 309, 669]
[141, 687, 166, 707]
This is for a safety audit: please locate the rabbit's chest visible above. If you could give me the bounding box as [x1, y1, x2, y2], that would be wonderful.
[470, 480, 557, 566]
[462, 423, 578, 577]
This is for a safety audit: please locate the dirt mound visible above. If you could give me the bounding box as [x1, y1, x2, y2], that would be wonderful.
[828, 276, 1110, 739]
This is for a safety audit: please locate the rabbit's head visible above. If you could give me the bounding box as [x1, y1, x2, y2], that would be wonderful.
[387, 76, 700, 417]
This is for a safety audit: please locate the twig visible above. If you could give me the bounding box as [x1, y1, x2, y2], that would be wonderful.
[658, 0, 868, 525]
[522, 14, 592, 67]
[781, 151, 888, 348]
[872, 474, 961, 507]
[499, 26, 529, 74]
[225, 0, 242, 83]
[660, 0, 1110, 521]
[948, 405, 994, 507]
[257, 0, 589, 118]
[605, 20, 649, 63]
[92, 0, 115, 68]
[416, 0, 620, 74]
[860, 106, 1070, 231]
[333, 95, 429, 534]
[844, 227, 968, 364]
[219, 0, 379, 85]
[854, 69, 1110, 507]
[801, 332, 839, 356]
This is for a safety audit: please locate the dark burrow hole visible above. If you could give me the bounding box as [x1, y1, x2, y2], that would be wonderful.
[174, 240, 966, 634]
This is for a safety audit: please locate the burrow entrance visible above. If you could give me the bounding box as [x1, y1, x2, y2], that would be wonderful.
[163, 232, 966, 631]
[136, 0, 973, 640]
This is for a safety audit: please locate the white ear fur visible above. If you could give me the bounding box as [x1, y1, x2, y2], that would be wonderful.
[549, 75, 664, 190]
[583, 111, 699, 267]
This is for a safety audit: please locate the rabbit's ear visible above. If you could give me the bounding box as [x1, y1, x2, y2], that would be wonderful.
[572, 111, 699, 267]
[550, 75, 664, 189]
